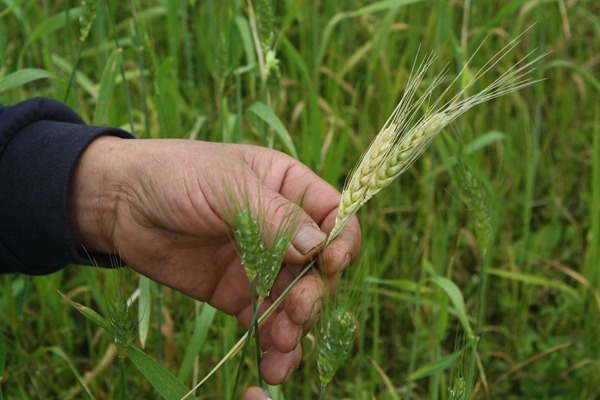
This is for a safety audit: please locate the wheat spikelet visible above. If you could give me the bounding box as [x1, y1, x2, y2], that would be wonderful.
[459, 163, 492, 256]
[317, 307, 357, 387]
[234, 209, 266, 281]
[256, 205, 300, 304]
[254, 0, 275, 52]
[257, 235, 287, 303]
[368, 111, 451, 198]
[102, 269, 137, 358]
[79, 0, 98, 43]
[330, 123, 398, 237]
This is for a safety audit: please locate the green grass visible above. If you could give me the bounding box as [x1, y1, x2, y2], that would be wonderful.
[1, 0, 599, 398]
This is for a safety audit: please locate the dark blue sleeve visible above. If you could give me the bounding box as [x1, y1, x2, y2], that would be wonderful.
[0, 98, 134, 275]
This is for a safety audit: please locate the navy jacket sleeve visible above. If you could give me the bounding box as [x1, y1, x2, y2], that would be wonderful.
[0, 98, 134, 275]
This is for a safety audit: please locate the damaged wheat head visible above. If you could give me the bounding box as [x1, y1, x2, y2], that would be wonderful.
[328, 30, 545, 242]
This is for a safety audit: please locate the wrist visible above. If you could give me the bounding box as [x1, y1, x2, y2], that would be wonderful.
[68, 135, 130, 254]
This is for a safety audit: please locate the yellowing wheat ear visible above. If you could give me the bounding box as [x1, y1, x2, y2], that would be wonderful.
[328, 31, 545, 242]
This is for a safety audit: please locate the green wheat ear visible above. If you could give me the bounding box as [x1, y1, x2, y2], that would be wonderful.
[254, 0, 275, 52]
[101, 268, 137, 358]
[220, 175, 302, 304]
[79, 0, 98, 43]
[317, 306, 357, 388]
[256, 209, 300, 304]
[234, 209, 266, 282]
[457, 162, 492, 257]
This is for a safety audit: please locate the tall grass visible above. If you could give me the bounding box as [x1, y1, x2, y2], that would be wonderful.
[1, 0, 599, 399]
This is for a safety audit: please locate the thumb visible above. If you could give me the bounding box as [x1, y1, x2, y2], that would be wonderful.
[246, 185, 327, 265]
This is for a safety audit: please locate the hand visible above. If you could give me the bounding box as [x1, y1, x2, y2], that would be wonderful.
[69, 136, 361, 386]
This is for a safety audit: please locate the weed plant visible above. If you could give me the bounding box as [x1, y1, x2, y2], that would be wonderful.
[0, 1, 599, 399]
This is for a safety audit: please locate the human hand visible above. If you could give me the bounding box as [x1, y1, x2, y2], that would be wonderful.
[69, 136, 361, 385]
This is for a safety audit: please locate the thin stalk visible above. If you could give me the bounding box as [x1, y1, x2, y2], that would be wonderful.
[518, 20, 546, 335]
[104, 0, 135, 134]
[232, 283, 262, 399]
[119, 357, 127, 400]
[464, 249, 492, 399]
[181, 259, 317, 400]
[404, 277, 424, 400]
[154, 285, 163, 400]
[252, 294, 263, 388]
[128, 0, 150, 137]
[585, 104, 600, 354]
[63, 44, 82, 103]
[235, 71, 244, 143]
[319, 383, 327, 400]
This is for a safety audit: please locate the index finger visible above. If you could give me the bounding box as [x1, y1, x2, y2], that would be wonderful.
[275, 157, 361, 275]
[245, 147, 362, 274]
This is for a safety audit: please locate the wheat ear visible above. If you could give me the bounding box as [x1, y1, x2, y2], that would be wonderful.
[329, 31, 545, 242]
[328, 53, 439, 241]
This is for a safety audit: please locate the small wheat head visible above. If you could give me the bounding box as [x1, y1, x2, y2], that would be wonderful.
[459, 163, 492, 256]
[256, 206, 300, 304]
[103, 270, 137, 358]
[234, 209, 266, 281]
[79, 0, 98, 43]
[317, 308, 357, 386]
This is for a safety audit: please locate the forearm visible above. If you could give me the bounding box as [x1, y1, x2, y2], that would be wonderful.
[0, 98, 133, 274]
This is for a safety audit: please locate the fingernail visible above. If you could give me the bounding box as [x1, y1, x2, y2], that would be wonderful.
[337, 253, 352, 272]
[296, 327, 304, 346]
[305, 298, 321, 324]
[294, 225, 327, 255]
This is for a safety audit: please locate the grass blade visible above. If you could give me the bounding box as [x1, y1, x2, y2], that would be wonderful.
[0, 330, 5, 398]
[59, 291, 113, 334]
[177, 303, 218, 381]
[429, 276, 473, 339]
[406, 351, 459, 381]
[246, 101, 298, 159]
[487, 268, 581, 300]
[138, 276, 151, 349]
[126, 345, 191, 400]
[46, 347, 95, 400]
[93, 48, 123, 126]
[0, 69, 57, 93]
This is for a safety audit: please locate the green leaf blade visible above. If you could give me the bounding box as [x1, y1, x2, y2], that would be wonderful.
[0, 69, 57, 93]
[127, 346, 191, 400]
[246, 102, 298, 159]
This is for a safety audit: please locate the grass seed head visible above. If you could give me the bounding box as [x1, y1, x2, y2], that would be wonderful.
[317, 307, 357, 386]
[255, 0, 275, 51]
[234, 209, 266, 281]
[256, 207, 301, 304]
[458, 163, 492, 257]
[102, 269, 137, 358]
[79, 0, 98, 43]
